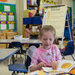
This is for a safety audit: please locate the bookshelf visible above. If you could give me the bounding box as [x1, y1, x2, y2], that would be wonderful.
[23, 17, 42, 39]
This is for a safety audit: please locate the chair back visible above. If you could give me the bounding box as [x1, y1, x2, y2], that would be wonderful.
[25, 46, 37, 69]
[63, 40, 74, 55]
[9, 42, 23, 54]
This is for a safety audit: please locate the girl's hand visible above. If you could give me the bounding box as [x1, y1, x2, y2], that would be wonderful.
[51, 61, 58, 70]
[37, 62, 46, 69]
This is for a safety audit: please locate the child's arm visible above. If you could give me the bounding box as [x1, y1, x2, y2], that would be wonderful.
[30, 62, 46, 72]
[26, 28, 30, 33]
[51, 61, 58, 70]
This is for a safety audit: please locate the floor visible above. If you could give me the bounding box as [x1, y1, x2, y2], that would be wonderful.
[0, 49, 75, 75]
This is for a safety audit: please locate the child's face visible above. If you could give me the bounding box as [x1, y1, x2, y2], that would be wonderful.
[40, 31, 55, 49]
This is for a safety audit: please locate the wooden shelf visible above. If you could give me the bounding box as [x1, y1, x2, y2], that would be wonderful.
[29, 32, 39, 35]
[28, 4, 38, 7]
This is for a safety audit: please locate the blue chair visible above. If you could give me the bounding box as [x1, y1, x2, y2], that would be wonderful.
[8, 55, 28, 75]
[61, 40, 75, 61]
[8, 44, 36, 75]
[8, 42, 28, 75]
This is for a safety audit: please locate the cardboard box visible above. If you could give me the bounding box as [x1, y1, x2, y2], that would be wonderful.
[0, 44, 6, 48]
[6, 32, 18, 39]
[6, 32, 18, 48]
[0, 32, 6, 48]
[0, 32, 6, 39]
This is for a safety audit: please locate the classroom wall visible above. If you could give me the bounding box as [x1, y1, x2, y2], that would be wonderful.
[0, 0, 24, 35]
[24, 0, 27, 10]
[62, 0, 73, 27]
[0, 0, 73, 35]
[16, 0, 24, 35]
[6, 0, 24, 35]
[62, 0, 73, 7]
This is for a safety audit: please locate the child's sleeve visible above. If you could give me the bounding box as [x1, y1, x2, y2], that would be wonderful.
[55, 45, 62, 61]
[31, 49, 39, 65]
[28, 49, 39, 72]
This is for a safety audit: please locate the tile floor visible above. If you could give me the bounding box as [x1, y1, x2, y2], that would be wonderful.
[0, 49, 75, 75]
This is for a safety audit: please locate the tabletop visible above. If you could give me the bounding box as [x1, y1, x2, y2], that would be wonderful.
[0, 39, 42, 44]
[0, 48, 19, 62]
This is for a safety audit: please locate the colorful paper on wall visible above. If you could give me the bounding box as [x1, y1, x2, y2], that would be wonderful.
[1, 24, 6, 30]
[0, 3, 16, 31]
[4, 5, 10, 12]
[9, 24, 14, 29]
[8, 15, 14, 21]
[0, 15, 6, 21]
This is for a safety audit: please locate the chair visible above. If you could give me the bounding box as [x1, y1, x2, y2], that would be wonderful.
[8, 42, 27, 75]
[9, 42, 26, 58]
[8, 45, 36, 75]
[25, 46, 37, 69]
[8, 54, 28, 75]
[61, 40, 75, 61]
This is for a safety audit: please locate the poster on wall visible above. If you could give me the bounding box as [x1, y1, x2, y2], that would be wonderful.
[0, 15, 6, 21]
[8, 15, 14, 21]
[1, 24, 7, 30]
[4, 5, 10, 12]
[9, 24, 14, 29]
[0, 3, 16, 31]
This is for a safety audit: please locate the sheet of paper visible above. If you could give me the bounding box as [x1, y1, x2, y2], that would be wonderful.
[1, 24, 7, 30]
[8, 15, 14, 21]
[43, 5, 67, 38]
[0, 15, 6, 21]
[42, 67, 52, 72]
[9, 24, 14, 29]
[4, 5, 10, 11]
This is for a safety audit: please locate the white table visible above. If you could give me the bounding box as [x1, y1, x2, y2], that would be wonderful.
[0, 39, 42, 44]
[0, 48, 19, 62]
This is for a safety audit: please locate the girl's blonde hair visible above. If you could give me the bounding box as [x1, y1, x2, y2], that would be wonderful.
[39, 25, 56, 38]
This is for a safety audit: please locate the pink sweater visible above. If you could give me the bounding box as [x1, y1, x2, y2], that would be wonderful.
[31, 44, 62, 67]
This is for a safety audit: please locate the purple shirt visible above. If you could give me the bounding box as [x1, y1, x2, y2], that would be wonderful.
[31, 44, 62, 67]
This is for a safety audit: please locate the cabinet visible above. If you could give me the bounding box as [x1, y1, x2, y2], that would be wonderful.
[23, 0, 41, 39]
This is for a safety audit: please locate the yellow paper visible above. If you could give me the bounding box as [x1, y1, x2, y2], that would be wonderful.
[38, 70, 45, 75]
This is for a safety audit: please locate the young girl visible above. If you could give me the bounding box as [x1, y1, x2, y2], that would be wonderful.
[25, 24, 31, 38]
[29, 25, 62, 72]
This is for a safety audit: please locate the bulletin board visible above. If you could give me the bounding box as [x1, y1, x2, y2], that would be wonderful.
[43, 5, 67, 38]
[0, 3, 17, 31]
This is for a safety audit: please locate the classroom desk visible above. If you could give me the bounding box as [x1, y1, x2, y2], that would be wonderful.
[0, 48, 19, 62]
[0, 39, 42, 44]
[25, 60, 75, 75]
[25, 69, 75, 75]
